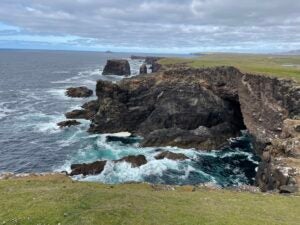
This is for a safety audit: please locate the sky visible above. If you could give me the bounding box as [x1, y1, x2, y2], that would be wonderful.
[0, 0, 299, 54]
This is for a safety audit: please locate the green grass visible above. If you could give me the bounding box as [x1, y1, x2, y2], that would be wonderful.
[0, 175, 300, 225]
[160, 54, 300, 82]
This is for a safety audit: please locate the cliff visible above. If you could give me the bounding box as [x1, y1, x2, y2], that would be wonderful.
[81, 64, 299, 192]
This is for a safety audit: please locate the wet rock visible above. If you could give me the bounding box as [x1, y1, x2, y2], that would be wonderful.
[57, 120, 81, 128]
[65, 86, 93, 98]
[106, 136, 138, 145]
[155, 151, 188, 161]
[139, 63, 147, 74]
[102, 59, 131, 76]
[70, 161, 107, 176]
[116, 155, 147, 167]
[65, 109, 90, 120]
[70, 155, 147, 176]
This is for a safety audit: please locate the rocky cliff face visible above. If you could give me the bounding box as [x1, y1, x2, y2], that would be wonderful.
[89, 68, 246, 150]
[164, 67, 300, 192]
[85, 64, 299, 192]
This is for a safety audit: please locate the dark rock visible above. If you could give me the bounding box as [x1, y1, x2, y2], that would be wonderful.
[139, 63, 147, 74]
[65, 86, 93, 98]
[116, 155, 147, 167]
[155, 151, 189, 161]
[102, 59, 131, 76]
[57, 120, 81, 128]
[65, 109, 90, 120]
[106, 135, 139, 145]
[90, 71, 244, 150]
[69, 155, 147, 176]
[70, 161, 107, 176]
[279, 185, 299, 194]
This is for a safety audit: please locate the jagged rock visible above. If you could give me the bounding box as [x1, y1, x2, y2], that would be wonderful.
[86, 65, 300, 192]
[57, 120, 81, 128]
[65, 86, 93, 98]
[116, 155, 147, 167]
[70, 161, 107, 176]
[155, 151, 188, 161]
[65, 101, 99, 120]
[102, 59, 131, 76]
[89, 70, 245, 150]
[65, 109, 90, 120]
[139, 63, 147, 74]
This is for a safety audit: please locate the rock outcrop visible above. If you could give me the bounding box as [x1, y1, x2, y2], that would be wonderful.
[155, 151, 189, 161]
[70, 155, 147, 176]
[84, 64, 300, 192]
[66, 86, 93, 98]
[115, 155, 147, 167]
[70, 161, 107, 176]
[57, 120, 81, 128]
[139, 63, 147, 74]
[65, 101, 99, 120]
[102, 59, 131, 76]
[89, 69, 246, 150]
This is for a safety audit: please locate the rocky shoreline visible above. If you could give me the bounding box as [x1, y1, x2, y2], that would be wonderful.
[58, 58, 300, 193]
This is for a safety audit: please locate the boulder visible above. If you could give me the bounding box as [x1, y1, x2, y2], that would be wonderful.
[116, 155, 147, 167]
[139, 63, 147, 74]
[66, 86, 93, 98]
[102, 59, 131, 76]
[70, 161, 107, 176]
[57, 120, 81, 128]
[155, 151, 189, 161]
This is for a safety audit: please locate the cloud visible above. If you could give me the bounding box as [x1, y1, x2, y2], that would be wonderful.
[0, 0, 299, 53]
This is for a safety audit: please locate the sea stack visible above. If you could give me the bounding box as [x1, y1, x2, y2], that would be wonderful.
[139, 63, 147, 74]
[102, 59, 131, 76]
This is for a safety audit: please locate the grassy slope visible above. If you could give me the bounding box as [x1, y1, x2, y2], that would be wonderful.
[160, 54, 300, 82]
[0, 175, 300, 225]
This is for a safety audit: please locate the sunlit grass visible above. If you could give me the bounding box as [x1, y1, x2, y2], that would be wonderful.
[160, 54, 300, 82]
[0, 175, 299, 225]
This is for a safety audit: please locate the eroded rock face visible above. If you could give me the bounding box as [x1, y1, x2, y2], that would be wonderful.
[82, 64, 299, 192]
[66, 86, 93, 98]
[89, 68, 246, 150]
[57, 120, 81, 128]
[155, 151, 189, 161]
[102, 59, 131, 76]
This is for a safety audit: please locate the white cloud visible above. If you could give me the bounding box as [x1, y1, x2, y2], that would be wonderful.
[0, 0, 299, 53]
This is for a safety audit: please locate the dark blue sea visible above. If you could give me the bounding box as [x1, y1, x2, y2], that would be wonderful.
[0, 50, 258, 186]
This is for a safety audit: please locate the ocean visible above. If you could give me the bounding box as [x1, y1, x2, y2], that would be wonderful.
[0, 50, 259, 187]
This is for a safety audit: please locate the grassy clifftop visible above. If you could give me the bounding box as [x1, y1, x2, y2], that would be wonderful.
[0, 174, 300, 225]
[160, 54, 300, 82]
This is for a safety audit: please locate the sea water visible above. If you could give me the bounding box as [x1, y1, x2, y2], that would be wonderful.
[0, 50, 259, 187]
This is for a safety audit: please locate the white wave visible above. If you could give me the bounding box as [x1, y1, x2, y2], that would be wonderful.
[77, 157, 182, 184]
[18, 112, 65, 134]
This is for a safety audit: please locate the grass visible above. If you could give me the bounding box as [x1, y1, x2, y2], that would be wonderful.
[160, 53, 300, 82]
[0, 174, 300, 225]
